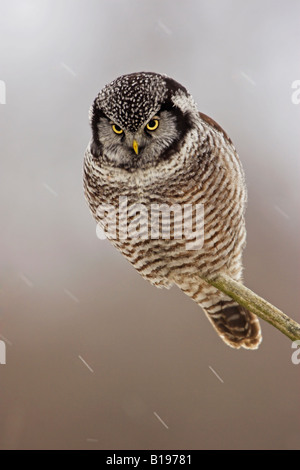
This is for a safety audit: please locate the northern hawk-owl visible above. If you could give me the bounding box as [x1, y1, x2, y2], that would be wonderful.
[83, 72, 262, 349]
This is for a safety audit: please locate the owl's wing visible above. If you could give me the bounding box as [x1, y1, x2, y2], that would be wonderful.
[199, 112, 233, 145]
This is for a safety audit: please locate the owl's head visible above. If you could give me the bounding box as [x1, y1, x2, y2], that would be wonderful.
[89, 72, 198, 170]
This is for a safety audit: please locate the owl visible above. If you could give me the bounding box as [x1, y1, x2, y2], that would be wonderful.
[83, 72, 262, 349]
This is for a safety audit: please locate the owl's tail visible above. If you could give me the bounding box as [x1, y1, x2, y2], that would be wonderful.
[177, 278, 262, 349]
[203, 302, 262, 349]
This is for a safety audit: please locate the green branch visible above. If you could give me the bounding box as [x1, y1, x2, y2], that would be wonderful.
[203, 273, 300, 342]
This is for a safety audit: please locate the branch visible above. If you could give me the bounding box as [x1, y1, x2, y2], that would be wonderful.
[203, 273, 300, 342]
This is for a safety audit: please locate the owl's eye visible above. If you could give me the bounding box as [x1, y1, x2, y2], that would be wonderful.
[146, 119, 159, 131]
[112, 124, 124, 135]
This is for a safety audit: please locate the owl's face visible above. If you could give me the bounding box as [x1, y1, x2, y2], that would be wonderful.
[89, 72, 198, 170]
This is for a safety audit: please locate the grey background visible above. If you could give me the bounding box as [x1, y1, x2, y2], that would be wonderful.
[0, 0, 299, 450]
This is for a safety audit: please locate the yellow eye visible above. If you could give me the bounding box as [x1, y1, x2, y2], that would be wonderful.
[146, 119, 159, 131]
[112, 124, 124, 134]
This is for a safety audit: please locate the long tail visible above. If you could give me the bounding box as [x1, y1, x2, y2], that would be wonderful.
[177, 278, 262, 349]
[203, 301, 262, 349]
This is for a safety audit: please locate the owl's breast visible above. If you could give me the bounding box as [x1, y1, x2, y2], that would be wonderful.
[84, 136, 246, 287]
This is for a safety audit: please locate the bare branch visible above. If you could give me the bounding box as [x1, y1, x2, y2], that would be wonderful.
[203, 273, 300, 342]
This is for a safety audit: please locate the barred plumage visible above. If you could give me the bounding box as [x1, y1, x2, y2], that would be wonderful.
[83, 72, 262, 349]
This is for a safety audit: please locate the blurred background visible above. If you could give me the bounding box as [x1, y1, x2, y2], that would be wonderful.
[0, 0, 299, 450]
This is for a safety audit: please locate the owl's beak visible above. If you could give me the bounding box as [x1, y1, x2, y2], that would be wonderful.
[132, 140, 139, 155]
